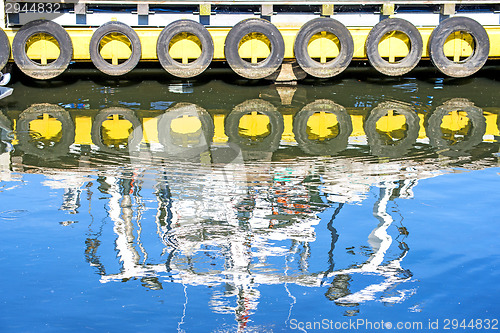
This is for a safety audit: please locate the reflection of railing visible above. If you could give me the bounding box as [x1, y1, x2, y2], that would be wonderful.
[5, 98, 499, 160]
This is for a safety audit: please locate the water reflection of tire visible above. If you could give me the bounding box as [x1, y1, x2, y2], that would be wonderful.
[91, 107, 141, 153]
[157, 103, 214, 159]
[365, 101, 420, 158]
[293, 99, 352, 155]
[225, 99, 283, 153]
[17, 103, 74, 159]
[0, 112, 12, 153]
[427, 98, 486, 156]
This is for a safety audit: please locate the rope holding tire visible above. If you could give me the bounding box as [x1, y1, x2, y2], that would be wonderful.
[224, 18, 285, 80]
[293, 99, 352, 155]
[13, 20, 73, 80]
[16, 103, 75, 159]
[429, 16, 490, 78]
[91, 107, 142, 153]
[157, 20, 214, 78]
[427, 98, 486, 156]
[294, 18, 354, 78]
[89, 21, 142, 76]
[365, 18, 423, 76]
[364, 101, 420, 158]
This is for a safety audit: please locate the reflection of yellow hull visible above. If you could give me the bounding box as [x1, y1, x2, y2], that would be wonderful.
[8, 102, 500, 146]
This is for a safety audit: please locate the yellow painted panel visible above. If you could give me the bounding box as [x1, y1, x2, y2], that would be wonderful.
[101, 115, 133, 141]
[239, 112, 270, 139]
[307, 32, 340, 63]
[307, 112, 339, 140]
[99, 35, 133, 61]
[487, 27, 500, 59]
[25, 34, 61, 64]
[378, 32, 410, 62]
[418, 114, 426, 139]
[350, 114, 365, 137]
[375, 113, 406, 132]
[170, 115, 202, 134]
[442, 31, 473, 62]
[213, 114, 228, 143]
[74, 116, 93, 145]
[29, 114, 62, 140]
[238, 33, 271, 63]
[485, 113, 500, 136]
[440, 111, 470, 132]
[168, 35, 202, 64]
[142, 117, 159, 143]
[282, 114, 295, 142]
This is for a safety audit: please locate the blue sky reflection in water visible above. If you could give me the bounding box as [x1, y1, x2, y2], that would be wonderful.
[0, 71, 500, 332]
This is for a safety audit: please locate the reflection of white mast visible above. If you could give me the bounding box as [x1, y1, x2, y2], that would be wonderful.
[42, 172, 87, 213]
[329, 180, 414, 305]
[100, 174, 170, 284]
[0, 120, 19, 182]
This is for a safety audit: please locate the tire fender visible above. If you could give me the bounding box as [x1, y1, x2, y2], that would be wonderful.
[89, 21, 142, 76]
[0, 28, 10, 72]
[224, 19, 285, 80]
[13, 20, 73, 80]
[157, 20, 214, 78]
[294, 18, 354, 78]
[429, 16, 489, 78]
[366, 18, 423, 76]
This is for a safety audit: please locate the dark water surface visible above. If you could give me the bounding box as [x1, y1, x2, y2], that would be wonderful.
[1, 67, 499, 332]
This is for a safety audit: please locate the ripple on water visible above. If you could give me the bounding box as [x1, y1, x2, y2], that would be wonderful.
[0, 209, 29, 220]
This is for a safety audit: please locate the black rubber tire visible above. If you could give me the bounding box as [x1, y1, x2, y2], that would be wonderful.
[157, 103, 214, 159]
[89, 21, 142, 76]
[366, 18, 423, 76]
[225, 99, 283, 152]
[427, 98, 486, 156]
[429, 16, 490, 78]
[157, 20, 214, 78]
[0, 28, 10, 72]
[224, 18, 285, 80]
[294, 18, 354, 78]
[12, 20, 73, 80]
[91, 107, 141, 153]
[16, 103, 75, 159]
[293, 99, 352, 155]
[364, 101, 420, 158]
